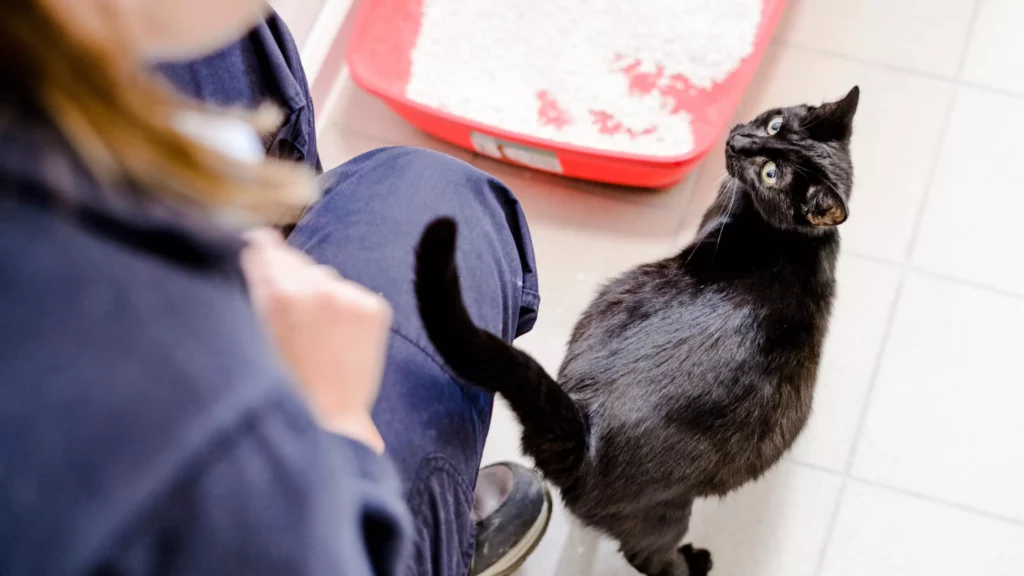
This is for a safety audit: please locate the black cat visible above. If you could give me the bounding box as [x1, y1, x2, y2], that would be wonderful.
[415, 87, 860, 576]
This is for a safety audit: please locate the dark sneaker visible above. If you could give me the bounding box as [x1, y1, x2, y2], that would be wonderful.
[470, 462, 552, 576]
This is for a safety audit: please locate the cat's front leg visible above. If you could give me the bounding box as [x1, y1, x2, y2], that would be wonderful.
[619, 499, 712, 576]
[679, 544, 712, 576]
[624, 546, 711, 576]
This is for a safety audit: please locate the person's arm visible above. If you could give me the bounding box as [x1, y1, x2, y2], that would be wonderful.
[99, 393, 410, 576]
[241, 229, 391, 454]
[102, 230, 408, 574]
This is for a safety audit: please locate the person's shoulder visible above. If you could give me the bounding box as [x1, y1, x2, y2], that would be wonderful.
[0, 194, 290, 432]
[0, 198, 307, 566]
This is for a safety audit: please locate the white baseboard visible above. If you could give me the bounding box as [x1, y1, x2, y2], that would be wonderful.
[301, 0, 354, 84]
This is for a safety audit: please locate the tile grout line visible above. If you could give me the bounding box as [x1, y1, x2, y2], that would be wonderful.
[906, 266, 1024, 302]
[786, 458, 1024, 531]
[959, 79, 1024, 102]
[773, 38, 958, 84]
[839, 249, 1024, 304]
[808, 263, 905, 576]
[785, 457, 844, 477]
[897, 0, 979, 266]
[774, 35, 1024, 101]
[952, 0, 985, 81]
[811, 3, 984, 573]
[847, 473, 1024, 531]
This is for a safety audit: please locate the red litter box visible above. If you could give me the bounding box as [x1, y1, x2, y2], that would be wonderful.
[346, 0, 786, 189]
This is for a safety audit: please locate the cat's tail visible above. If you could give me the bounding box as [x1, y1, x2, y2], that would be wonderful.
[414, 218, 589, 488]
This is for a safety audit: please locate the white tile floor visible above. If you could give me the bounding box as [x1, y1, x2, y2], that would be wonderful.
[285, 0, 1024, 573]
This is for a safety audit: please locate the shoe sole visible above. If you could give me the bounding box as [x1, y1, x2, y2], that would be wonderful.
[475, 484, 553, 576]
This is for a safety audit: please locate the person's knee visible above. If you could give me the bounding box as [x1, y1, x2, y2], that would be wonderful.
[333, 146, 506, 209]
[367, 146, 478, 177]
[376, 148, 538, 336]
[308, 146, 539, 339]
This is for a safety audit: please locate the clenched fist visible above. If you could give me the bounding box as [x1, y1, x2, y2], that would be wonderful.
[241, 229, 392, 453]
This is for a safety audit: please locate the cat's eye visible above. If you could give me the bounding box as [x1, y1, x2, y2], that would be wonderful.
[761, 161, 779, 185]
[767, 116, 784, 136]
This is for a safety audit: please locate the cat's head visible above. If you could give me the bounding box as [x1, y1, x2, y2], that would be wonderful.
[725, 86, 859, 233]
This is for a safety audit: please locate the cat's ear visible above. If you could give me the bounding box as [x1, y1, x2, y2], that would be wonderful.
[804, 86, 860, 142]
[803, 186, 849, 227]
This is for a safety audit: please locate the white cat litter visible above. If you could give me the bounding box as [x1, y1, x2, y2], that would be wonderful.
[405, 0, 763, 158]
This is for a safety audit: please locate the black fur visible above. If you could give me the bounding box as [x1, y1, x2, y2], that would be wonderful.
[415, 87, 859, 576]
[414, 220, 590, 488]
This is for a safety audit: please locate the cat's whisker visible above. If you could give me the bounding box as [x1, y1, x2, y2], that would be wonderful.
[791, 163, 843, 198]
[686, 180, 737, 265]
[705, 175, 734, 211]
[799, 112, 831, 131]
[789, 163, 815, 185]
[711, 181, 738, 262]
[688, 184, 727, 243]
[790, 163, 814, 179]
[685, 221, 717, 264]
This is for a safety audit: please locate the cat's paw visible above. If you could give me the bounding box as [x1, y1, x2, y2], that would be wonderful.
[680, 544, 712, 576]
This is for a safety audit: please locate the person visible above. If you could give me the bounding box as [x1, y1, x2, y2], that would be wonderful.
[0, 1, 550, 575]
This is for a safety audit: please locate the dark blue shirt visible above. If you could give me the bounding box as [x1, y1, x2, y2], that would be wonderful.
[0, 39, 408, 576]
[156, 12, 322, 173]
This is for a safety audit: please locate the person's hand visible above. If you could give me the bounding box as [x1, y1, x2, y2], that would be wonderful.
[241, 229, 392, 453]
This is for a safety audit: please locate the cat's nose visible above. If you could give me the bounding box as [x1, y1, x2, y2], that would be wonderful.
[728, 134, 756, 154]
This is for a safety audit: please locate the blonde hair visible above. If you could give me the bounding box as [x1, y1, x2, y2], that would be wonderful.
[0, 0, 317, 223]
